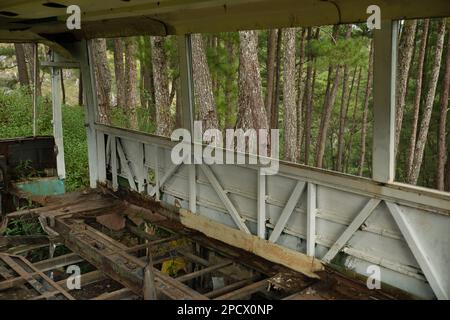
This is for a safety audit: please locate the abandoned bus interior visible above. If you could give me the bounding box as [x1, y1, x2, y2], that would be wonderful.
[0, 0, 449, 303]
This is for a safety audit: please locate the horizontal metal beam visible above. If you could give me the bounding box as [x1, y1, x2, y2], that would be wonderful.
[40, 61, 80, 69]
[96, 124, 450, 215]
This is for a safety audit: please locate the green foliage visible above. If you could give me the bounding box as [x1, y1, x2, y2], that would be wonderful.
[111, 105, 156, 133]
[15, 159, 45, 180]
[0, 45, 15, 57]
[62, 105, 89, 191]
[5, 218, 44, 236]
[0, 87, 52, 137]
[0, 88, 89, 192]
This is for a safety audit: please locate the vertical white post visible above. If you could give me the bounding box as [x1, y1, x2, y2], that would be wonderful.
[110, 135, 118, 191]
[372, 20, 398, 183]
[257, 169, 266, 239]
[154, 146, 160, 201]
[306, 182, 316, 257]
[51, 64, 66, 180]
[79, 40, 99, 188]
[97, 132, 106, 183]
[32, 43, 38, 137]
[179, 34, 197, 213]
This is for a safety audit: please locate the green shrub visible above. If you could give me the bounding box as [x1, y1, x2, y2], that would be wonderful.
[0, 88, 89, 192]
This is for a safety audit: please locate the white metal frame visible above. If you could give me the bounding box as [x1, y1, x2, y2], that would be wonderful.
[71, 27, 450, 300]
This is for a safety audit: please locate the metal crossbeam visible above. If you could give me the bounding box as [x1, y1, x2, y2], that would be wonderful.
[268, 181, 306, 243]
[200, 164, 251, 234]
[386, 201, 448, 300]
[149, 160, 184, 197]
[116, 138, 138, 191]
[322, 199, 381, 263]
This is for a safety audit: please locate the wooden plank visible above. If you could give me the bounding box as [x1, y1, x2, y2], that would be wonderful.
[57, 270, 105, 291]
[0, 254, 75, 300]
[179, 209, 323, 278]
[176, 261, 233, 282]
[34, 253, 83, 272]
[205, 279, 253, 298]
[54, 219, 208, 300]
[92, 288, 133, 300]
[215, 279, 268, 300]
[40, 61, 80, 68]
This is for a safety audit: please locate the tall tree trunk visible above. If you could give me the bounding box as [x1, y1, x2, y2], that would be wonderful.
[92, 39, 111, 125]
[271, 29, 282, 129]
[297, 28, 306, 162]
[191, 34, 219, 130]
[124, 37, 139, 130]
[345, 66, 362, 173]
[142, 37, 155, 121]
[335, 25, 353, 171]
[224, 37, 235, 129]
[282, 28, 297, 162]
[140, 64, 146, 109]
[446, 130, 450, 191]
[436, 33, 450, 190]
[141, 45, 153, 110]
[303, 27, 315, 164]
[408, 19, 446, 185]
[23, 44, 41, 96]
[113, 38, 126, 108]
[395, 20, 418, 156]
[406, 20, 430, 179]
[315, 26, 342, 168]
[358, 40, 374, 176]
[14, 44, 30, 87]
[336, 66, 357, 171]
[151, 36, 173, 136]
[237, 31, 268, 131]
[265, 30, 278, 118]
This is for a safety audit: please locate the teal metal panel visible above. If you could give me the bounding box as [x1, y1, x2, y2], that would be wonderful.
[15, 177, 65, 196]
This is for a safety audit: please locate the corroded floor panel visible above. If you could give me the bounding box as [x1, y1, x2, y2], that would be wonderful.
[0, 189, 413, 300]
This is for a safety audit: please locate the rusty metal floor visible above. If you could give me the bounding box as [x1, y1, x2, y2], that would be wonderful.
[0, 189, 411, 300]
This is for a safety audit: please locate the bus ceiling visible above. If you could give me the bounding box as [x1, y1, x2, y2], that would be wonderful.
[0, 0, 449, 43]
